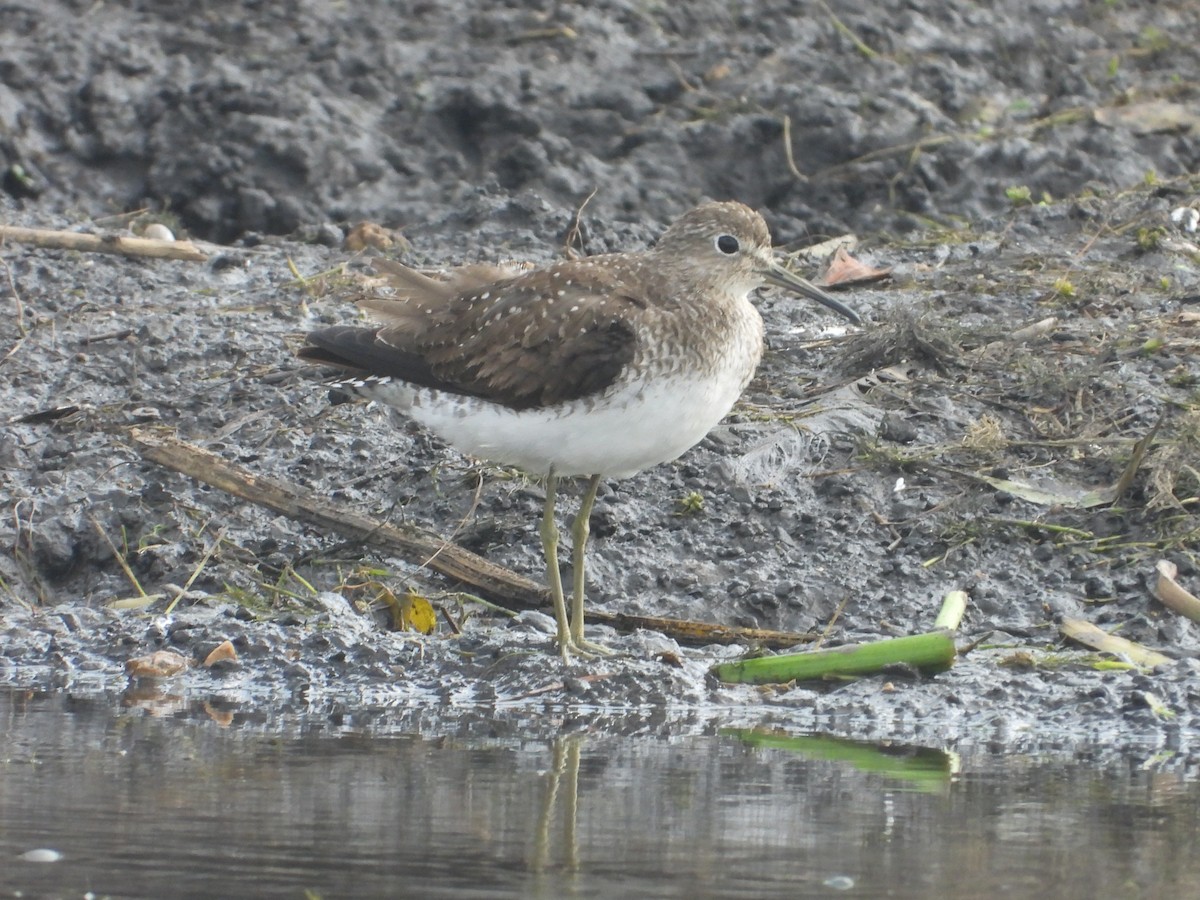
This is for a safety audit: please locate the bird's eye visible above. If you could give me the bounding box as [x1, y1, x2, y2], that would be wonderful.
[715, 234, 740, 255]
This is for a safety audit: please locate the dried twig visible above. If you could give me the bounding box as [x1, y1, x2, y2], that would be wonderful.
[782, 114, 807, 183]
[0, 255, 25, 337]
[563, 188, 598, 260]
[129, 426, 551, 605]
[0, 225, 208, 262]
[128, 427, 819, 647]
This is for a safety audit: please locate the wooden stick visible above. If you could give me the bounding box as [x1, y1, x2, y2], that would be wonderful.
[601, 612, 815, 649]
[128, 426, 548, 605]
[0, 225, 208, 262]
[127, 427, 817, 648]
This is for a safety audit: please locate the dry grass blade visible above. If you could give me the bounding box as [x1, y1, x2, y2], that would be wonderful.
[815, 0, 878, 58]
[1060, 618, 1172, 669]
[0, 255, 25, 338]
[1152, 560, 1200, 623]
[164, 526, 227, 614]
[89, 515, 147, 598]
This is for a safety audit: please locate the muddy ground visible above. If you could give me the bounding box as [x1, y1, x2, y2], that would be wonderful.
[2, 0, 1200, 754]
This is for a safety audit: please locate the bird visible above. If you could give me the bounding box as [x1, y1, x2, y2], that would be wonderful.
[299, 201, 861, 660]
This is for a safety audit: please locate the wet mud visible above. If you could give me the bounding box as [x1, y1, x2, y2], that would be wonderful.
[2, 0, 1200, 752]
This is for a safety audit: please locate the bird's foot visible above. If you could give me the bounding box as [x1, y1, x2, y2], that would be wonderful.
[557, 635, 617, 662]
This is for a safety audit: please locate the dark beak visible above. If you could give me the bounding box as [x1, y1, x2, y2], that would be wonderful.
[761, 258, 862, 326]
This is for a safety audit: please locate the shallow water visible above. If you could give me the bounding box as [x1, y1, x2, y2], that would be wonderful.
[3, 690, 1198, 899]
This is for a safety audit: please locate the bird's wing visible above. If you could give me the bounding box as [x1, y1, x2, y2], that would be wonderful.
[304, 260, 648, 410]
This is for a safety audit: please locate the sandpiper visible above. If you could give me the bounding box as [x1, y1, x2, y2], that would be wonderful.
[300, 201, 861, 660]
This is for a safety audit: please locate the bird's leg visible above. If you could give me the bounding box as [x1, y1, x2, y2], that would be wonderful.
[568, 473, 613, 655]
[539, 471, 572, 657]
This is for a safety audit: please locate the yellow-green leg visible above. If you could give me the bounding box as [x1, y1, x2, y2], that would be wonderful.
[539, 472, 613, 660]
[539, 472, 573, 657]
[569, 473, 613, 655]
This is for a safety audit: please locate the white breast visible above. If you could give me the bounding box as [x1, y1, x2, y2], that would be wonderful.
[353, 292, 765, 478]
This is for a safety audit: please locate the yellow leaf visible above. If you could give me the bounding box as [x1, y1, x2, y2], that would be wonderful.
[399, 592, 437, 635]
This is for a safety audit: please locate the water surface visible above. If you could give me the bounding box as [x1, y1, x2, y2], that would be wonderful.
[2, 691, 1198, 898]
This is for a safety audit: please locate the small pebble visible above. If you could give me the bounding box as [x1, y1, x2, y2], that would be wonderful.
[515, 610, 557, 634]
[21, 848, 63, 862]
[142, 223, 175, 241]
